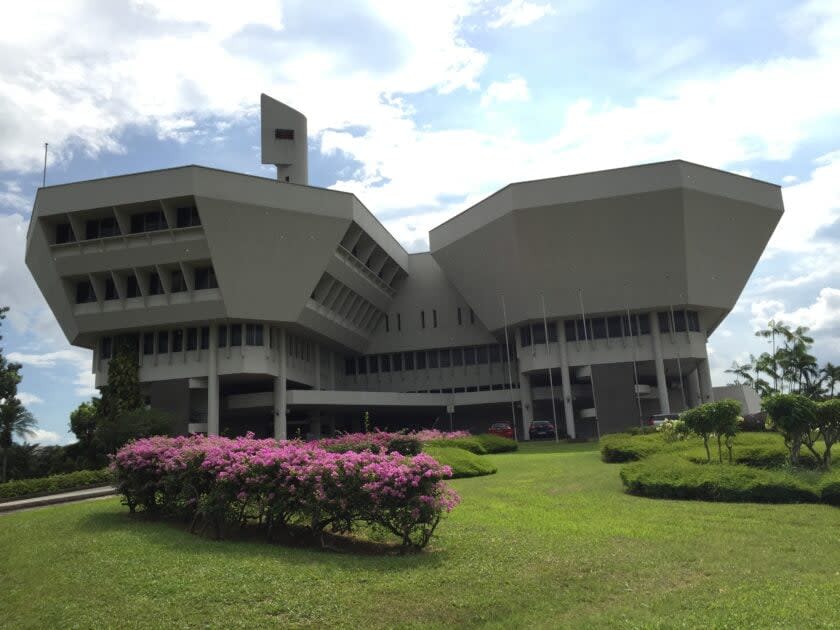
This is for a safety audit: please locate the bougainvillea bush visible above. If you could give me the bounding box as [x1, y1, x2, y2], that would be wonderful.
[110, 434, 459, 550]
[318, 429, 470, 455]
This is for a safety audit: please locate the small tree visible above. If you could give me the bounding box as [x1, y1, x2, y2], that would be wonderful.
[762, 393, 817, 466]
[98, 336, 142, 423]
[0, 398, 37, 482]
[682, 405, 716, 463]
[96, 408, 174, 454]
[812, 398, 840, 470]
[683, 400, 741, 463]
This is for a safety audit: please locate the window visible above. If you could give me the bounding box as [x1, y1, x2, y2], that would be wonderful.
[85, 219, 99, 240]
[384, 314, 390, 333]
[194, 267, 218, 290]
[148, 272, 164, 296]
[381, 354, 391, 372]
[75, 280, 96, 304]
[55, 222, 75, 244]
[99, 337, 112, 359]
[176, 206, 200, 228]
[218, 325, 227, 347]
[440, 349, 451, 368]
[200, 327, 210, 350]
[564, 320, 577, 342]
[470, 309, 475, 324]
[576, 318, 591, 341]
[638, 313, 651, 335]
[672, 310, 687, 333]
[421, 310, 426, 329]
[172, 329, 184, 352]
[170, 270, 186, 293]
[186, 328, 198, 351]
[357, 357, 367, 375]
[453, 348, 463, 366]
[392, 353, 402, 371]
[369, 356, 379, 373]
[345, 358, 356, 376]
[433, 309, 438, 328]
[520, 326, 532, 347]
[592, 318, 607, 339]
[245, 324, 263, 346]
[532, 324, 546, 345]
[465, 347, 476, 366]
[104, 277, 118, 300]
[143, 333, 154, 355]
[687, 310, 700, 332]
[130, 210, 168, 234]
[397, 313, 401, 331]
[476, 346, 488, 364]
[230, 325, 242, 347]
[157, 331, 169, 354]
[428, 350, 438, 369]
[607, 316, 622, 338]
[275, 128, 295, 139]
[416, 351, 426, 369]
[404, 352, 415, 370]
[489, 345, 501, 363]
[126, 274, 141, 298]
[457, 307, 462, 325]
[100, 217, 119, 238]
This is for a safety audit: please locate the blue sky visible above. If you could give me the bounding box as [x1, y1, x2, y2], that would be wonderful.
[1, 0, 839, 445]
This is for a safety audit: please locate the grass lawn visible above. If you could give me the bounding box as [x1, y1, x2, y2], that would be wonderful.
[1, 442, 839, 628]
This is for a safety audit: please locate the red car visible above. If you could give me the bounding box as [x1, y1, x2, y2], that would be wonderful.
[488, 422, 514, 439]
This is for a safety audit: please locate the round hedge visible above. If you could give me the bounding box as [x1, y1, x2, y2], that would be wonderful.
[422, 446, 497, 478]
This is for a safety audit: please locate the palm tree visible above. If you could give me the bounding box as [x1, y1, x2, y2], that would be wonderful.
[725, 360, 754, 385]
[821, 362, 840, 398]
[0, 397, 37, 482]
[755, 320, 791, 391]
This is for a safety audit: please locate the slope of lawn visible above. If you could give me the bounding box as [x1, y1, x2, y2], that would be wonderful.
[1, 441, 839, 628]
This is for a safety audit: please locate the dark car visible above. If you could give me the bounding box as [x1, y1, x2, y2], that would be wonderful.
[529, 420, 556, 439]
[488, 422, 514, 439]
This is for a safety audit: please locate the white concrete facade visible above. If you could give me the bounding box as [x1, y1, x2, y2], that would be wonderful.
[25, 96, 783, 439]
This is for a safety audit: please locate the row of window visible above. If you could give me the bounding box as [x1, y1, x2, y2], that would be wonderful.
[99, 323, 267, 359]
[404, 382, 521, 394]
[520, 310, 701, 346]
[75, 266, 217, 304]
[344, 344, 514, 376]
[55, 206, 201, 244]
[382, 307, 476, 333]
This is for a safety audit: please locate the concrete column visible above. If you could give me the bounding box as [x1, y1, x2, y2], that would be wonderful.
[207, 325, 219, 436]
[518, 372, 533, 440]
[273, 328, 287, 441]
[558, 321, 576, 439]
[698, 358, 714, 404]
[649, 311, 671, 414]
[314, 345, 321, 390]
[687, 369, 701, 407]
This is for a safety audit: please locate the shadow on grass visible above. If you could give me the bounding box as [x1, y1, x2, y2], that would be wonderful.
[80, 505, 450, 570]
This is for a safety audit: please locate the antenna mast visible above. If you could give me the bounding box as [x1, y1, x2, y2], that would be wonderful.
[42, 143, 48, 187]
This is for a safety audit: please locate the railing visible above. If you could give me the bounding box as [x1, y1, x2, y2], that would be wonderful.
[335, 246, 396, 297]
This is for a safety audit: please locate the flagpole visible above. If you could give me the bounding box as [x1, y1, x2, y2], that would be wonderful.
[501, 294, 518, 441]
[541, 293, 559, 442]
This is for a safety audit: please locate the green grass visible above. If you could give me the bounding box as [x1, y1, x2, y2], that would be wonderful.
[423, 446, 497, 478]
[1, 442, 839, 628]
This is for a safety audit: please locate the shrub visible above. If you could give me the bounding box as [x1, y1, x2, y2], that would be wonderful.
[600, 433, 667, 463]
[97, 408, 175, 454]
[814, 399, 840, 469]
[0, 468, 112, 501]
[425, 437, 487, 455]
[319, 430, 466, 455]
[474, 433, 518, 453]
[763, 393, 818, 466]
[656, 418, 690, 443]
[682, 400, 741, 463]
[422, 446, 497, 478]
[626, 426, 658, 436]
[820, 472, 840, 506]
[620, 455, 821, 504]
[111, 434, 460, 550]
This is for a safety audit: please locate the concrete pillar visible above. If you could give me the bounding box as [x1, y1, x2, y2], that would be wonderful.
[519, 372, 533, 440]
[649, 311, 671, 414]
[273, 328, 287, 441]
[687, 369, 701, 407]
[558, 320, 576, 439]
[207, 325, 219, 436]
[698, 358, 714, 404]
[314, 345, 321, 390]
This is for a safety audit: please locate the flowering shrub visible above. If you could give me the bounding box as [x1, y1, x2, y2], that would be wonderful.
[656, 418, 690, 443]
[111, 434, 459, 550]
[318, 429, 469, 455]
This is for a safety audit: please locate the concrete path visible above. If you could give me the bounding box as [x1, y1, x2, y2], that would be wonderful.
[0, 485, 117, 514]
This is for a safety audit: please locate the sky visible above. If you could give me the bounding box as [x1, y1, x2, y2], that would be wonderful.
[1, 0, 839, 445]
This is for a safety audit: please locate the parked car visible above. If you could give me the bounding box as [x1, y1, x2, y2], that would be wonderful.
[488, 422, 514, 439]
[529, 420, 556, 440]
[645, 413, 681, 427]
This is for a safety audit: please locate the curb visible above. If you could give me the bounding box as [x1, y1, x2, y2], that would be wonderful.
[0, 486, 118, 513]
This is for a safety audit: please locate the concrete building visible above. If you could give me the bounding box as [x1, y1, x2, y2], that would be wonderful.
[25, 95, 784, 439]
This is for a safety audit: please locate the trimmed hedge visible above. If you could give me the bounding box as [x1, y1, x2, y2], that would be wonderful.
[0, 469, 112, 501]
[423, 446, 497, 478]
[821, 473, 840, 506]
[425, 437, 487, 455]
[620, 455, 822, 504]
[474, 433, 518, 453]
[600, 433, 671, 463]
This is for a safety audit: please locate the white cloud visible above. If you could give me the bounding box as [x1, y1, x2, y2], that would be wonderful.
[17, 392, 44, 406]
[782, 175, 798, 184]
[27, 428, 64, 446]
[8, 348, 95, 397]
[487, 0, 555, 28]
[481, 75, 530, 107]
